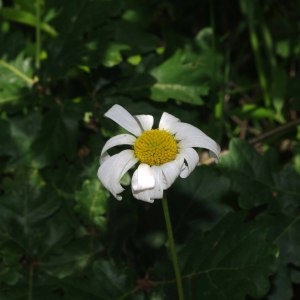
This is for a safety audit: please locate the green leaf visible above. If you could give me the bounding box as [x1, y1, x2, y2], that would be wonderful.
[46, 0, 122, 35]
[0, 171, 62, 251]
[45, 260, 138, 300]
[232, 104, 277, 120]
[75, 179, 109, 231]
[264, 213, 300, 300]
[150, 50, 210, 105]
[92, 260, 135, 298]
[220, 139, 277, 209]
[0, 112, 41, 166]
[271, 213, 300, 267]
[114, 19, 158, 53]
[0, 54, 35, 104]
[31, 107, 78, 167]
[270, 67, 288, 122]
[267, 265, 293, 300]
[170, 166, 231, 230]
[101, 42, 130, 67]
[0, 249, 21, 285]
[181, 212, 278, 300]
[42, 237, 93, 279]
[42, 0, 127, 74]
[0, 7, 58, 37]
[275, 164, 300, 213]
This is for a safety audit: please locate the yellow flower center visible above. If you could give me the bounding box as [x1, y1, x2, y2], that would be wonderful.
[133, 129, 178, 166]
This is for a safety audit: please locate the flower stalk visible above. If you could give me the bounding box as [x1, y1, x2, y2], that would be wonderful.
[162, 195, 185, 300]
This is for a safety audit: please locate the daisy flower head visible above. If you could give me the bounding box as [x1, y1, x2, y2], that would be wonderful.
[97, 104, 220, 203]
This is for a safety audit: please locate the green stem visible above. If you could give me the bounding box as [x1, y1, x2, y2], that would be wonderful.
[35, 0, 41, 69]
[244, 0, 271, 107]
[28, 263, 34, 300]
[261, 21, 276, 69]
[162, 196, 184, 300]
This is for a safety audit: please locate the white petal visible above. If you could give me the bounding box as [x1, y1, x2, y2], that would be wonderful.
[100, 134, 136, 163]
[97, 149, 138, 200]
[158, 112, 180, 133]
[160, 158, 183, 189]
[134, 115, 154, 131]
[132, 190, 155, 203]
[176, 123, 220, 160]
[132, 164, 155, 191]
[104, 104, 142, 136]
[132, 166, 163, 202]
[178, 148, 199, 178]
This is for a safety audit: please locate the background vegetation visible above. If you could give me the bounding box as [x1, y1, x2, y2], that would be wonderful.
[0, 0, 300, 299]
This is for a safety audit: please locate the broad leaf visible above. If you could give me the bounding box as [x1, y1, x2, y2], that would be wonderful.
[31, 107, 78, 167]
[220, 139, 278, 209]
[181, 212, 278, 300]
[0, 53, 34, 104]
[75, 179, 109, 231]
[150, 50, 210, 105]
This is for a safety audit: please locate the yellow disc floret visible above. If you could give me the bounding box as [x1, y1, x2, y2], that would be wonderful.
[133, 129, 178, 166]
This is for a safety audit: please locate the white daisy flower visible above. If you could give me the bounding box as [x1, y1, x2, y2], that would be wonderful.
[97, 104, 220, 203]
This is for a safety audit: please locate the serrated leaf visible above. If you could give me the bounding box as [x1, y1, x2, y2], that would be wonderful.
[181, 212, 278, 300]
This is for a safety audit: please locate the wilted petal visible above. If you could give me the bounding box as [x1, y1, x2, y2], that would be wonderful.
[97, 149, 138, 200]
[178, 147, 199, 178]
[134, 115, 154, 131]
[132, 166, 163, 202]
[132, 163, 155, 191]
[104, 104, 142, 136]
[100, 134, 136, 163]
[160, 158, 183, 189]
[176, 123, 220, 160]
[158, 112, 180, 134]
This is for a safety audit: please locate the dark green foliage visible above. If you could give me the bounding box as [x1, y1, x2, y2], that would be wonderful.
[1, 0, 300, 299]
[181, 213, 278, 300]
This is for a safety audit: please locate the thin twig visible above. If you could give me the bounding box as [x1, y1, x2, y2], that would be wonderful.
[249, 118, 300, 145]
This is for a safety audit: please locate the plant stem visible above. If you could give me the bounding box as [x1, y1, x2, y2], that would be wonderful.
[162, 195, 184, 300]
[28, 263, 34, 300]
[35, 0, 41, 69]
[244, 0, 271, 107]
